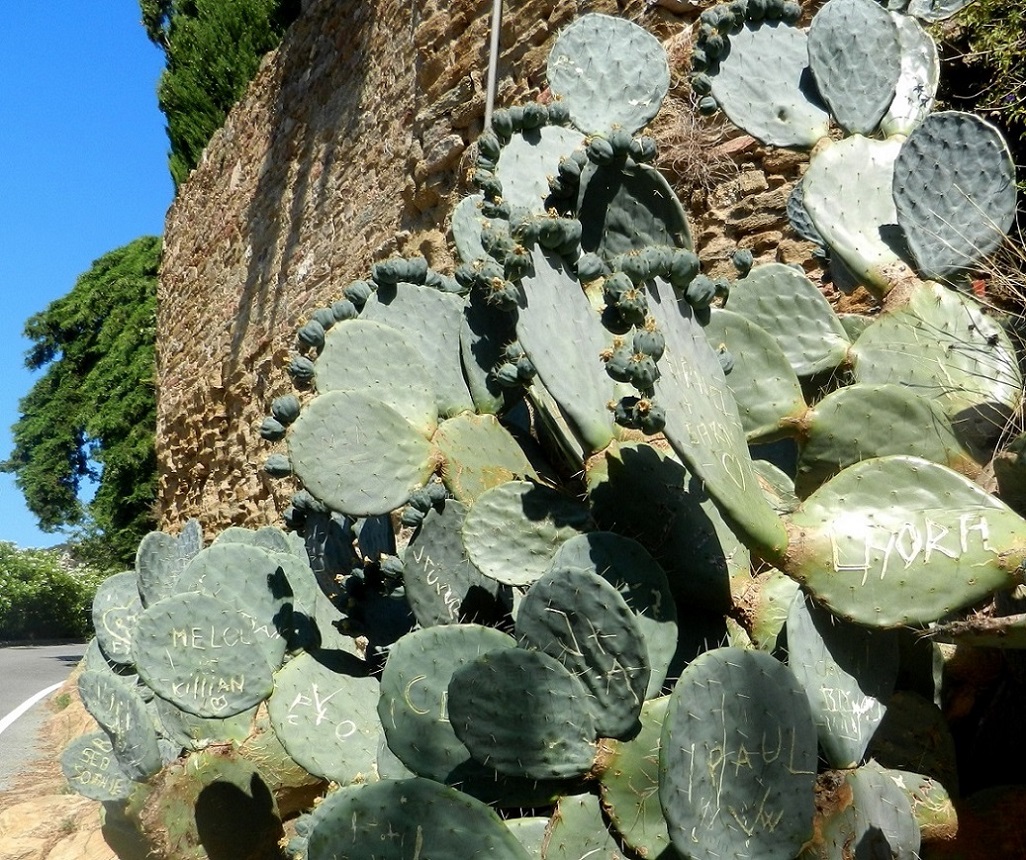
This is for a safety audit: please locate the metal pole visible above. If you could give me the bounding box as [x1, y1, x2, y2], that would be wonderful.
[484, 0, 503, 130]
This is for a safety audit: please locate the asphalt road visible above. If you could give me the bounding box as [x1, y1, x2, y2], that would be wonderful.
[0, 642, 86, 791]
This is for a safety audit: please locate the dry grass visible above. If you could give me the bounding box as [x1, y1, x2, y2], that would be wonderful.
[652, 95, 740, 196]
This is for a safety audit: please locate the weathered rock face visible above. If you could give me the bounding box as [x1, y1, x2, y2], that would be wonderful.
[156, 0, 824, 534]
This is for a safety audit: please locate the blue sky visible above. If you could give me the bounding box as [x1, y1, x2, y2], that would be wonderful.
[0, 6, 173, 548]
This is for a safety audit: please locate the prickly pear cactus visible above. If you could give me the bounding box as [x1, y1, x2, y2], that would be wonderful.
[64, 5, 1026, 858]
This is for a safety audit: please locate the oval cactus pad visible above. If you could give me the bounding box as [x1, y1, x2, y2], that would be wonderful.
[133, 592, 275, 717]
[268, 650, 381, 785]
[288, 389, 436, 517]
[787, 456, 1026, 627]
[659, 648, 817, 860]
[547, 14, 669, 136]
[306, 778, 531, 860]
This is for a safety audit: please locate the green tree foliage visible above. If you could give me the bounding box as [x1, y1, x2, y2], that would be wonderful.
[140, 0, 301, 189]
[0, 543, 107, 640]
[1, 237, 162, 570]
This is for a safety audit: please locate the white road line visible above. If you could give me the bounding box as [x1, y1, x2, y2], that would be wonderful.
[0, 681, 64, 737]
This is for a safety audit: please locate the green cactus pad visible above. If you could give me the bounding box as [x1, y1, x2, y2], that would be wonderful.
[516, 565, 650, 739]
[91, 570, 144, 665]
[786, 455, 1026, 627]
[288, 389, 437, 516]
[746, 568, 801, 652]
[448, 647, 597, 780]
[753, 459, 800, 515]
[795, 382, 979, 496]
[542, 792, 623, 860]
[212, 524, 295, 554]
[175, 542, 291, 669]
[549, 532, 677, 697]
[802, 135, 908, 293]
[153, 696, 256, 751]
[61, 730, 141, 802]
[136, 747, 283, 860]
[305, 778, 531, 860]
[461, 480, 592, 587]
[703, 308, 807, 441]
[547, 14, 669, 136]
[452, 193, 490, 264]
[135, 520, 202, 607]
[724, 263, 851, 378]
[267, 649, 381, 785]
[505, 816, 549, 858]
[707, 20, 830, 148]
[807, 0, 902, 135]
[659, 648, 818, 860]
[433, 413, 536, 504]
[133, 591, 275, 717]
[849, 281, 1022, 450]
[588, 441, 748, 613]
[77, 669, 162, 782]
[377, 624, 517, 782]
[885, 768, 957, 845]
[495, 125, 585, 214]
[402, 499, 512, 627]
[786, 593, 899, 768]
[801, 764, 920, 860]
[577, 161, 692, 259]
[516, 247, 616, 454]
[646, 277, 787, 558]
[893, 111, 1017, 280]
[597, 696, 673, 858]
[361, 282, 475, 417]
[313, 319, 438, 435]
[460, 290, 516, 415]
[880, 12, 939, 136]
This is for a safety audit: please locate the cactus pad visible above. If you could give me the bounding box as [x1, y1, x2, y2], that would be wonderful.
[893, 111, 1017, 280]
[787, 455, 1026, 627]
[61, 731, 140, 802]
[801, 135, 908, 293]
[516, 565, 650, 739]
[547, 14, 669, 136]
[287, 389, 436, 516]
[305, 778, 531, 860]
[786, 593, 899, 768]
[91, 571, 144, 665]
[133, 591, 276, 717]
[880, 12, 939, 136]
[77, 669, 162, 781]
[659, 648, 818, 860]
[516, 247, 616, 453]
[807, 0, 902, 134]
[549, 531, 677, 697]
[377, 624, 516, 782]
[448, 647, 598, 780]
[703, 308, 807, 441]
[461, 480, 592, 587]
[360, 282, 475, 417]
[268, 649, 381, 785]
[312, 319, 438, 435]
[849, 281, 1022, 450]
[647, 277, 788, 558]
[706, 19, 830, 148]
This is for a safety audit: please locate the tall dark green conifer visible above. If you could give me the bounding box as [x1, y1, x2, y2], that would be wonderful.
[141, 0, 301, 189]
[1, 237, 162, 568]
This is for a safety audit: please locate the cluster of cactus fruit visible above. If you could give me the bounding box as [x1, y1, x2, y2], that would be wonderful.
[63, 1, 1026, 858]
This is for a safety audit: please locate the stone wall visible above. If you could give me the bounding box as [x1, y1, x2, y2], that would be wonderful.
[156, 0, 827, 533]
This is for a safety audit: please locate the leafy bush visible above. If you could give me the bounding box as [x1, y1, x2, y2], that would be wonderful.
[0, 543, 107, 640]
